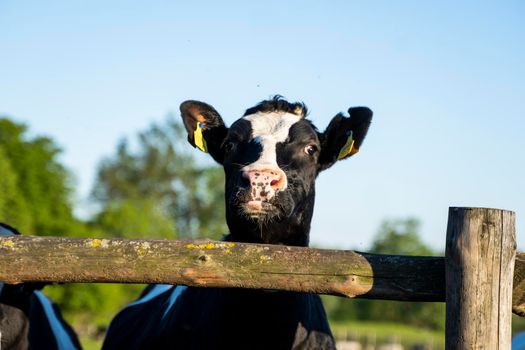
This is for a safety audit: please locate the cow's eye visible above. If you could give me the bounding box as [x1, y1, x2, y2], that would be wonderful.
[224, 140, 236, 153]
[304, 145, 318, 156]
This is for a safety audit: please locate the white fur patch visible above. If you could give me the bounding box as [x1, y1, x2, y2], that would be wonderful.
[242, 112, 301, 177]
[0, 225, 15, 236]
[34, 291, 78, 350]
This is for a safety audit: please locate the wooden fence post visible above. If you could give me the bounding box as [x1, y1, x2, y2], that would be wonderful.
[445, 207, 516, 349]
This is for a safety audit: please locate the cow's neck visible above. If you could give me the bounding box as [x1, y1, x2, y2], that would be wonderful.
[226, 196, 315, 247]
[226, 222, 311, 246]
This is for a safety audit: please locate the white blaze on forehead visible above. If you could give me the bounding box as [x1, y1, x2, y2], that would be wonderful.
[244, 112, 302, 143]
[242, 111, 301, 174]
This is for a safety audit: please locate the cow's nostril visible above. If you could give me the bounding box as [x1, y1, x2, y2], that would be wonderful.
[243, 168, 286, 197]
[241, 171, 251, 187]
[270, 175, 284, 190]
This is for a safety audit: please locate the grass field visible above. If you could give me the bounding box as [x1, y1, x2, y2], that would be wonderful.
[331, 320, 444, 349]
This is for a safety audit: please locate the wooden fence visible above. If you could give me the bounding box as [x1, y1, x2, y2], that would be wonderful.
[0, 207, 519, 349]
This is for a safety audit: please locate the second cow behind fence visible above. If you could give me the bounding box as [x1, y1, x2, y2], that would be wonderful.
[103, 96, 372, 350]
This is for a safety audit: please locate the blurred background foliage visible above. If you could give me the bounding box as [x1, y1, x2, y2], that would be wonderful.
[1, 115, 523, 347]
[0, 115, 226, 342]
[91, 116, 226, 240]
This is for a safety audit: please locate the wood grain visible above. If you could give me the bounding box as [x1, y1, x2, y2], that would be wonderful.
[0, 217, 521, 321]
[445, 207, 516, 350]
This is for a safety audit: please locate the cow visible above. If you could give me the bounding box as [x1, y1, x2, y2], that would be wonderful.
[103, 96, 372, 349]
[0, 223, 81, 350]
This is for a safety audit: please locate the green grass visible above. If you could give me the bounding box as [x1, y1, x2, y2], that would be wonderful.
[80, 336, 103, 350]
[331, 320, 445, 349]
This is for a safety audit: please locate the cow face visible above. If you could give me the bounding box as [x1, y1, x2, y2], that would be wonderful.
[181, 97, 372, 246]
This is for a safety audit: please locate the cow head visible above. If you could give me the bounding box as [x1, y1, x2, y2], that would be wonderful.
[181, 96, 372, 246]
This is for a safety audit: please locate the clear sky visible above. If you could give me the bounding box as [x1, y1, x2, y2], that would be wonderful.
[1, 1, 523, 251]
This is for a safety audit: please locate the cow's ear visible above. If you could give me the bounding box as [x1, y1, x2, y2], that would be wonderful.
[180, 100, 229, 164]
[317, 106, 372, 172]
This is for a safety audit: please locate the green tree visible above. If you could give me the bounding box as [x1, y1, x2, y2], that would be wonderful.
[91, 116, 226, 240]
[324, 218, 445, 331]
[95, 198, 176, 239]
[0, 146, 33, 233]
[0, 117, 112, 343]
[0, 118, 77, 235]
[370, 218, 433, 256]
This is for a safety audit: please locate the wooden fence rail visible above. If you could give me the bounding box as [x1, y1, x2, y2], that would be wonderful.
[0, 235, 445, 301]
[0, 207, 519, 348]
[0, 222, 523, 314]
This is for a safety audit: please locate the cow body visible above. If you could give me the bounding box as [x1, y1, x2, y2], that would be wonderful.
[104, 96, 372, 349]
[0, 223, 81, 350]
[0, 290, 81, 350]
[103, 284, 332, 349]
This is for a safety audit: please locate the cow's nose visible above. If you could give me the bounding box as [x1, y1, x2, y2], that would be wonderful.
[242, 168, 286, 202]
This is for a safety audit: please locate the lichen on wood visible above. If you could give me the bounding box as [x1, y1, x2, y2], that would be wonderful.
[0, 235, 524, 316]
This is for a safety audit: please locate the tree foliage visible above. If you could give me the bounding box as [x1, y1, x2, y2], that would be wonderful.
[370, 218, 433, 256]
[91, 116, 226, 240]
[0, 146, 32, 233]
[95, 199, 176, 239]
[0, 115, 227, 341]
[0, 118, 79, 235]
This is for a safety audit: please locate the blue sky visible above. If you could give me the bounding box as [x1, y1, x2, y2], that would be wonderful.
[1, 1, 523, 251]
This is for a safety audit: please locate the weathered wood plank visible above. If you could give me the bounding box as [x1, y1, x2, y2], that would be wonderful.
[445, 207, 516, 350]
[513, 253, 525, 316]
[0, 236, 444, 301]
[1, 234, 523, 315]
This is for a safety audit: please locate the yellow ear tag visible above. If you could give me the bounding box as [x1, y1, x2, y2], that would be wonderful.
[193, 121, 208, 153]
[337, 131, 359, 160]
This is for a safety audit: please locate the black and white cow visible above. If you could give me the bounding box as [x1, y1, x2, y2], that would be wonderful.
[0, 223, 81, 350]
[103, 96, 372, 349]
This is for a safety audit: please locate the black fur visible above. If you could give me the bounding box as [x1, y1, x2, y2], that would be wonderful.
[222, 118, 320, 246]
[243, 95, 308, 118]
[180, 100, 229, 164]
[318, 107, 372, 171]
[103, 287, 332, 350]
